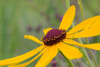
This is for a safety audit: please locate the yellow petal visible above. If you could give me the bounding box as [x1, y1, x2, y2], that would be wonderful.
[8, 65, 16, 67]
[24, 35, 43, 44]
[8, 65, 25, 67]
[67, 15, 100, 34]
[35, 45, 58, 67]
[8, 64, 17, 67]
[57, 42, 82, 59]
[59, 5, 75, 31]
[68, 28, 100, 38]
[0, 45, 45, 66]
[67, 18, 100, 38]
[63, 39, 100, 50]
[43, 28, 52, 35]
[14, 47, 47, 67]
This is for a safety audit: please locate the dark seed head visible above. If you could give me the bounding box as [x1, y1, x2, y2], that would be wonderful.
[42, 29, 66, 46]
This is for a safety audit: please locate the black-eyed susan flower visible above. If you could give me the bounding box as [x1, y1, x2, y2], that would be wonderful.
[0, 5, 100, 67]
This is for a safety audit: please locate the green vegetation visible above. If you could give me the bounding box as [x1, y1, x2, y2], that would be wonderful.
[0, 0, 100, 67]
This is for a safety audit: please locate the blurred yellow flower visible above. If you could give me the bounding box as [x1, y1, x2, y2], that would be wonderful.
[0, 5, 100, 67]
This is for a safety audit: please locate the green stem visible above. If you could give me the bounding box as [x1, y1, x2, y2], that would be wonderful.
[64, 1, 75, 67]
[77, 38, 93, 67]
[86, 38, 98, 67]
[78, 0, 85, 20]
[65, 0, 95, 67]
[65, 0, 70, 9]
[78, 0, 98, 67]
[60, 51, 74, 67]
[88, 49, 98, 67]
[72, 22, 93, 67]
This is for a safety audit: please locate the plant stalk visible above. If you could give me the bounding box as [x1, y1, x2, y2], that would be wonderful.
[60, 51, 75, 67]
[78, 0, 98, 67]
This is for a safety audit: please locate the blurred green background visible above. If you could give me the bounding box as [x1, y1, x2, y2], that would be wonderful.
[0, 0, 100, 67]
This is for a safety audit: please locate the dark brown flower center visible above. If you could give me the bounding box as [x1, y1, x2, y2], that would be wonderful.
[42, 29, 66, 46]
